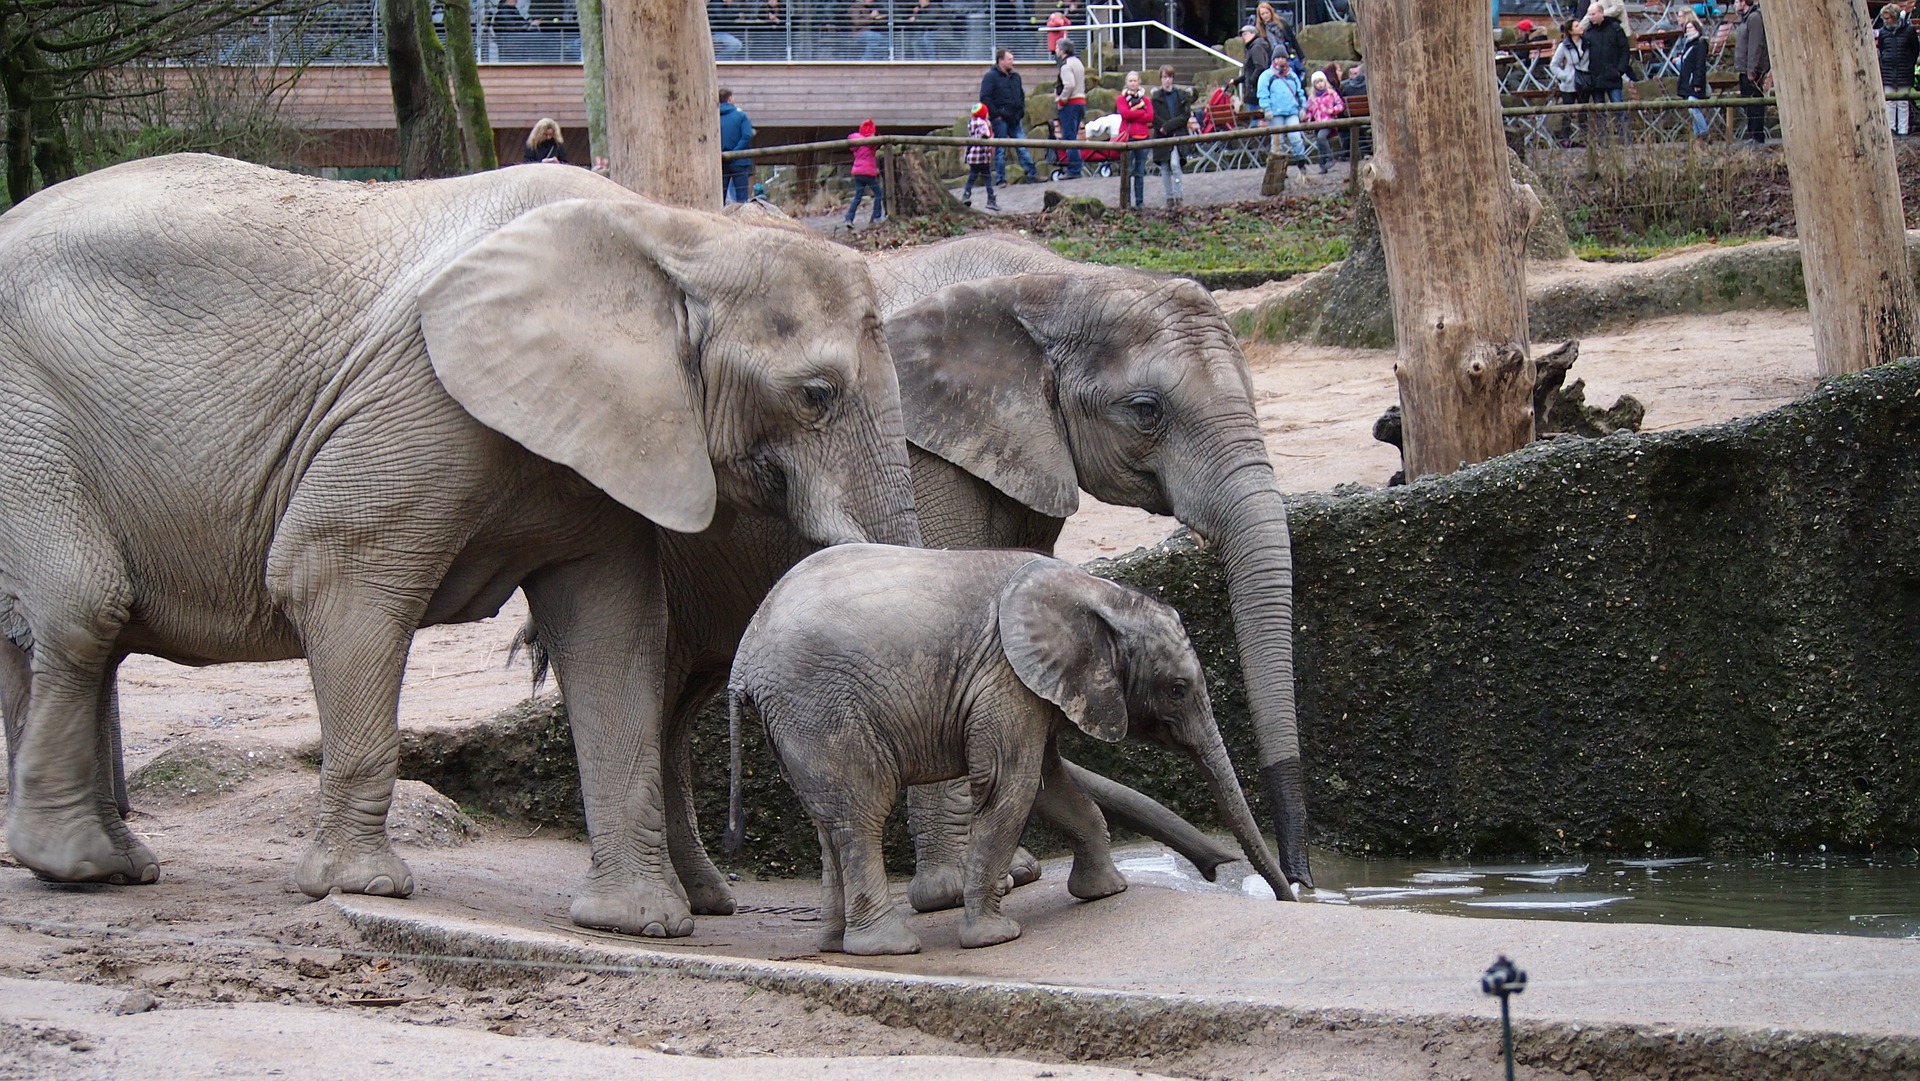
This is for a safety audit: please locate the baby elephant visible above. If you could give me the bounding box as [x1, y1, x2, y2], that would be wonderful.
[730, 545, 1292, 955]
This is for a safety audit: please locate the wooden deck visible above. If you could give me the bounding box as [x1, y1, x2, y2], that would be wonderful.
[266, 61, 1058, 167]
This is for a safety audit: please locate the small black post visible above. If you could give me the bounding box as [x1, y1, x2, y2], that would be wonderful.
[1480, 955, 1527, 1081]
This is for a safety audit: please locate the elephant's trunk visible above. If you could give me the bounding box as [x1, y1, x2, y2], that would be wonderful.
[1179, 475, 1311, 889]
[1191, 719, 1294, 901]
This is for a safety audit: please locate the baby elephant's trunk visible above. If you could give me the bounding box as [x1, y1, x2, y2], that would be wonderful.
[1196, 732, 1298, 901]
[723, 685, 748, 856]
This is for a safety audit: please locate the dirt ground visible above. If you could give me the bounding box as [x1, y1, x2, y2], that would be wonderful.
[0, 294, 1826, 1079]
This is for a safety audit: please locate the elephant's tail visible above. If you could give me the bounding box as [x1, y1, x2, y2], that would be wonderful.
[505, 621, 553, 692]
[723, 684, 749, 856]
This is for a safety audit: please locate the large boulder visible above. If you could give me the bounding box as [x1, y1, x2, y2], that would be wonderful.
[1298, 21, 1360, 61]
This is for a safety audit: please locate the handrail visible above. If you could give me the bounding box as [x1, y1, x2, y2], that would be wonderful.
[1094, 20, 1239, 69]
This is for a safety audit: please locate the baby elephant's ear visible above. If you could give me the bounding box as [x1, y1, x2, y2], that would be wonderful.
[998, 559, 1127, 742]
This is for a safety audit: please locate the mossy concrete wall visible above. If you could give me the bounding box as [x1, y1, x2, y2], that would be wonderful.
[403, 363, 1920, 870]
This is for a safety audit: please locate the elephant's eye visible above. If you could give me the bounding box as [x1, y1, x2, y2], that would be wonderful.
[800, 379, 840, 419]
[1168, 679, 1189, 700]
[1123, 392, 1163, 430]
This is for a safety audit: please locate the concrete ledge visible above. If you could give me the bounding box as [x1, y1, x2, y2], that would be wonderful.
[332, 893, 1920, 1080]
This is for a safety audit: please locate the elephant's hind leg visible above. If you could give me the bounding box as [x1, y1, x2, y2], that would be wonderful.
[906, 779, 1042, 913]
[4, 580, 158, 886]
[663, 672, 736, 916]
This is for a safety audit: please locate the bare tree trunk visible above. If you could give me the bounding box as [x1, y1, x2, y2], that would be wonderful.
[1769, 0, 1918, 375]
[1353, 0, 1540, 479]
[383, 0, 463, 179]
[602, 0, 719, 207]
[576, 0, 609, 166]
[442, 0, 496, 171]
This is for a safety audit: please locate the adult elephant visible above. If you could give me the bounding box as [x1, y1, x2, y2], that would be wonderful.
[871, 234, 1311, 901]
[645, 229, 1309, 915]
[0, 154, 918, 938]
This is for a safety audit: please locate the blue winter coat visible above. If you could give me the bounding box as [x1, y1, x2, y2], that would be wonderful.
[719, 101, 754, 176]
[1257, 67, 1306, 118]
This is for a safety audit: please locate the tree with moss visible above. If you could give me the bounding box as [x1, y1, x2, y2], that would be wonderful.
[0, 1, 322, 207]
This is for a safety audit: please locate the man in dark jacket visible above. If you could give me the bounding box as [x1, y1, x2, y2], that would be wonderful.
[1879, 4, 1919, 135]
[1233, 23, 1273, 99]
[980, 48, 1038, 184]
[719, 88, 755, 204]
[1583, 3, 1635, 140]
[1734, 0, 1770, 143]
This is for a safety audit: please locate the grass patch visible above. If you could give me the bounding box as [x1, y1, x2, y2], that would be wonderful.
[1041, 202, 1350, 281]
[847, 196, 1353, 287]
[1570, 229, 1769, 263]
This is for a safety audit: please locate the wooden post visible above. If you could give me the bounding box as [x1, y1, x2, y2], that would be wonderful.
[882, 143, 897, 219]
[602, 0, 720, 208]
[1354, 0, 1541, 479]
[1769, 0, 1919, 375]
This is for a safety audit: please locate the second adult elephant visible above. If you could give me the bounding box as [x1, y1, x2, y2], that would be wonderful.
[875, 236, 1312, 902]
[0, 155, 917, 937]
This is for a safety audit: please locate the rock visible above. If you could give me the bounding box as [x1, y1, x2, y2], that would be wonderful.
[127, 742, 296, 806]
[1297, 21, 1360, 61]
[1043, 192, 1106, 220]
[386, 780, 482, 848]
[114, 991, 157, 1015]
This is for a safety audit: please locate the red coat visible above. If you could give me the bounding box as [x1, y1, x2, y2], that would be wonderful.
[1116, 90, 1153, 141]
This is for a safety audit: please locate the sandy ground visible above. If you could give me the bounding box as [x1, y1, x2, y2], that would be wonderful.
[1, 301, 1834, 1078]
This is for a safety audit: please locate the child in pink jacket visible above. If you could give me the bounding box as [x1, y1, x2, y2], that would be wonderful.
[844, 118, 884, 226]
[1303, 71, 1346, 173]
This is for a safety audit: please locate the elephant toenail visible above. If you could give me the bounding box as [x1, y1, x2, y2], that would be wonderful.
[366, 875, 394, 894]
[643, 922, 665, 937]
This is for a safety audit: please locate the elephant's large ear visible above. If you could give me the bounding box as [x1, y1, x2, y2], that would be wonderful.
[999, 558, 1127, 742]
[885, 276, 1079, 519]
[417, 199, 715, 534]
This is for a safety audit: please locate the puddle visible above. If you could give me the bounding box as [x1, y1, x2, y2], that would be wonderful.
[1112, 844, 1920, 939]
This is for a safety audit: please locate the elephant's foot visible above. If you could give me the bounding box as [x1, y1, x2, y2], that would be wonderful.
[912, 850, 1040, 912]
[958, 913, 1021, 949]
[570, 879, 696, 938]
[7, 809, 159, 886]
[1008, 846, 1041, 888]
[1066, 858, 1128, 901]
[839, 913, 921, 956]
[907, 863, 964, 913]
[684, 877, 737, 917]
[295, 837, 414, 899]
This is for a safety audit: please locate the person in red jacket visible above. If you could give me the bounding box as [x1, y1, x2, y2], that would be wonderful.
[1116, 70, 1153, 209]
[843, 118, 884, 226]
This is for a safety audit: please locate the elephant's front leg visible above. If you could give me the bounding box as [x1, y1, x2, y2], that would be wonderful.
[523, 541, 693, 938]
[291, 595, 421, 900]
[1034, 745, 1126, 901]
[906, 778, 1041, 912]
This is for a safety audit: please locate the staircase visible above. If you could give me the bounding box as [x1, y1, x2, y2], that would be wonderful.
[1138, 46, 1231, 83]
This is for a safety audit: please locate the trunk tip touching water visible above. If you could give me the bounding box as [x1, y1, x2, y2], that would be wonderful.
[1262, 757, 1314, 890]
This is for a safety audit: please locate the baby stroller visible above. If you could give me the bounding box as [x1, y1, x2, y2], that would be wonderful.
[1046, 113, 1123, 180]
